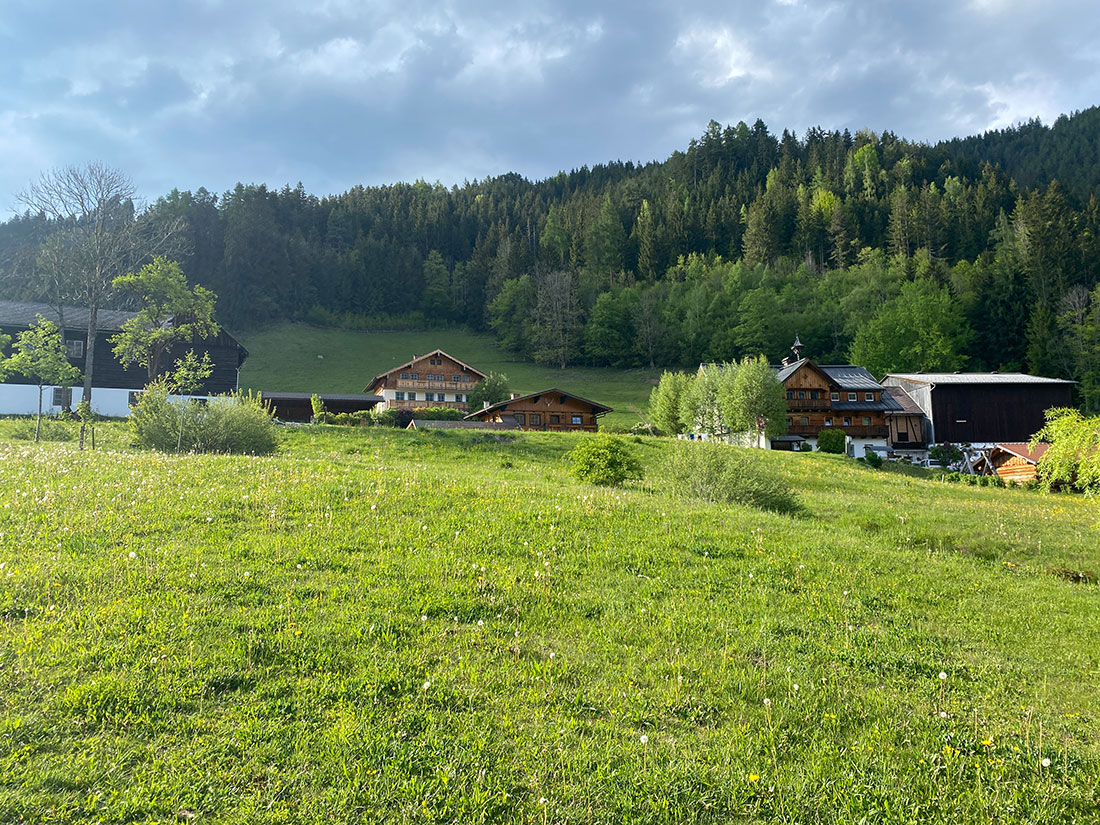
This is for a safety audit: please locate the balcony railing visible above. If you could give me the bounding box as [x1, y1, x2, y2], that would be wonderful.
[785, 399, 829, 411]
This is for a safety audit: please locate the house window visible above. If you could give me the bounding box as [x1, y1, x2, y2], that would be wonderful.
[395, 392, 405, 401]
[846, 392, 856, 401]
[843, 417, 851, 426]
[797, 390, 806, 399]
[825, 417, 832, 426]
[786, 391, 794, 399]
[65, 339, 84, 358]
[52, 387, 72, 408]
[400, 372, 409, 380]
[865, 392, 874, 401]
[785, 417, 792, 425]
[514, 413, 526, 425]
[530, 413, 542, 426]
[128, 391, 142, 407]
[407, 392, 417, 401]
[571, 415, 582, 426]
[426, 374, 434, 381]
[810, 390, 819, 400]
[410, 373, 418, 380]
[862, 416, 872, 426]
[800, 416, 809, 426]
[462, 375, 470, 382]
[426, 393, 435, 402]
[831, 392, 839, 401]
[550, 414, 560, 424]
[452, 375, 460, 382]
[898, 430, 909, 441]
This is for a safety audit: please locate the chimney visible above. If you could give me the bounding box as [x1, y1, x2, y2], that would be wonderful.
[510, 392, 520, 399]
[781, 356, 790, 367]
[482, 400, 491, 410]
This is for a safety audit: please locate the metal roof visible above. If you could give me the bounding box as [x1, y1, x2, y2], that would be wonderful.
[883, 386, 924, 416]
[886, 372, 1076, 385]
[0, 299, 137, 331]
[817, 365, 885, 391]
[830, 398, 903, 412]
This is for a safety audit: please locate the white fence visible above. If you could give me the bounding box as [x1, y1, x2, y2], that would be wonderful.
[0, 383, 211, 418]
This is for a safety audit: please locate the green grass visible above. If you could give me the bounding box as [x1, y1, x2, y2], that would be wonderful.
[237, 323, 660, 430]
[1, 420, 1099, 823]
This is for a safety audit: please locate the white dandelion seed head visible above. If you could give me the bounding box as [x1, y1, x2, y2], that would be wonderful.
[477, 619, 484, 627]
[1041, 757, 1051, 767]
[793, 684, 799, 691]
[939, 671, 947, 680]
[422, 680, 431, 691]
[420, 615, 427, 622]
[763, 698, 772, 707]
[939, 711, 948, 718]
[639, 734, 648, 745]
[128, 551, 137, 559]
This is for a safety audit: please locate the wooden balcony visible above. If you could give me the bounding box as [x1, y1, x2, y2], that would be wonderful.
[786, 399, 830, 411]
[397, 379, 472, 391]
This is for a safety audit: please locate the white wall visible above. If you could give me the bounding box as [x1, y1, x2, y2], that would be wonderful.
[0, 383, 212, 418]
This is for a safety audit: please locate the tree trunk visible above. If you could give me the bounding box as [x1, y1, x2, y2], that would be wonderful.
[83, 306, 97, 406]
[34, 385, 43, 443]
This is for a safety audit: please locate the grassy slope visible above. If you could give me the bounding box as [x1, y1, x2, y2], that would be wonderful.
[1, 422, 1099, 823]
[237, 323, 660, 430]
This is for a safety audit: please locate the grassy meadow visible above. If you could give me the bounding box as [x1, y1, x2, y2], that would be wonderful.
[0, 420, 1099, 822]
[237, 324, 659, 430]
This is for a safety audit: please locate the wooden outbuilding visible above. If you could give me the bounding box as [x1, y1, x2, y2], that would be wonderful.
[881, 373, 1075, 444]
[980, 442, 1050, 484]
[259, 392, 383, 422]
[465, 389, 611, 432]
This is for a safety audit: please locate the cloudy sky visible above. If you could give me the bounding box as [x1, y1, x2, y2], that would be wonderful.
[2, 0, 1098, 207]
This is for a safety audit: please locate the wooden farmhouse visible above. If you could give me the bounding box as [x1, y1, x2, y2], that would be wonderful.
[881, 372, 1076, 445]
[0, 299, 247, 417]
[976, 442, 1050, 484]
[465, 389, 611, 432]
[773, 357, 902, 454]
[364, 349, 485, 411]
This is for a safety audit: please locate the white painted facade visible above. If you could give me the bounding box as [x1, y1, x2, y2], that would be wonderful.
[0, 383, 213, 418]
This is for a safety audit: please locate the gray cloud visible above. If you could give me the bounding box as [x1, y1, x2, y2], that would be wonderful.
[2, 0, 1099, 208]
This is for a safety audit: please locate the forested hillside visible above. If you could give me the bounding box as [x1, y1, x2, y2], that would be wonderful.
[4, 107, 1100, 405]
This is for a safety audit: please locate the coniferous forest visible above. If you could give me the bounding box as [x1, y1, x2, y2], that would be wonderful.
[4, 107, 1100, 406]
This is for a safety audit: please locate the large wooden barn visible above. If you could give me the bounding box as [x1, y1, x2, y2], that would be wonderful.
[881, 372, 1075, 444]
[0, 299, 247, 417]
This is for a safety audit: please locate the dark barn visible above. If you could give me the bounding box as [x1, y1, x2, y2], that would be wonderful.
[0, 299, 247, 395]
[881, 373, 1076, 444]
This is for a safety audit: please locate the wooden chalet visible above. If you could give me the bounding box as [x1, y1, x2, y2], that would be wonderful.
[465, 389, 611, 432]
[976, 442, 1050, 484]
[0, 299, 247, 416]
[773, 357, 901, 448]
[365, 349, 485, 411]
[881, 372, 1076, 444]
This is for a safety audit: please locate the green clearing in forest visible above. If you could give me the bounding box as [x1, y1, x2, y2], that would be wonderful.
[237, 323, 660, 430]
[0, 422, 1098, 823]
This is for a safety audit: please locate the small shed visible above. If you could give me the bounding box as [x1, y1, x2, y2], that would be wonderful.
[982, 442, 1050, 484]
[259, 392, 383, 422]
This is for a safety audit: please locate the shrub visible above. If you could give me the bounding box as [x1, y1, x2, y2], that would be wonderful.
[131, 382, 277, 455]
[864, 450, 884, 469]
[666, 442, 801, 515]
[567, 434, 643, 487]
[816, 428, 846, 454]
[10, 418, 75, 442]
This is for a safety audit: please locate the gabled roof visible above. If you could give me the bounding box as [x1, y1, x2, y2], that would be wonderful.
[990, 442, 1050, 465]
[365, 348, 487, 391]
[886, 372, 1075, 386]
[773, 358, 885, 391]
[0, 299, 137, 331]
[774, 357, 810, 383]
[464, 388, 612, 420]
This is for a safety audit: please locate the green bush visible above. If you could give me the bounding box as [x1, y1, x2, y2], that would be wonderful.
[567, 434, 643, 487]
[131, 382, 278, 455]
[667, 442, 801, 515]
[864, 450, 884, 469]
[816, 428, 846, 454]
[9, 418, 75, 442]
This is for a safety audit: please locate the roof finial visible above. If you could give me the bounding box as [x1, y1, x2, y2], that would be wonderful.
[791, 334, 803, 360]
